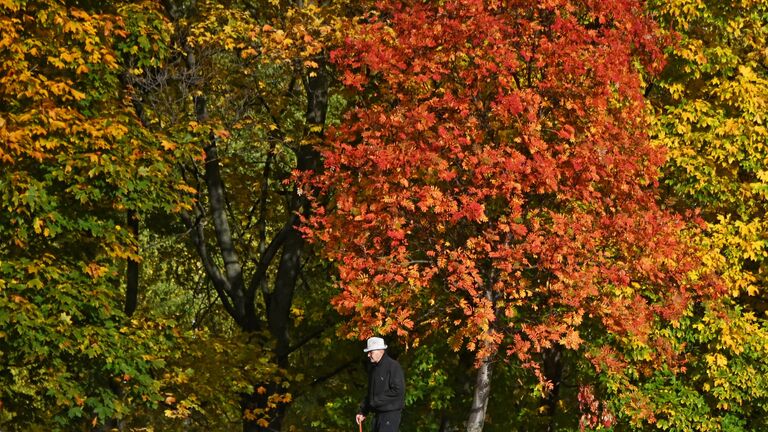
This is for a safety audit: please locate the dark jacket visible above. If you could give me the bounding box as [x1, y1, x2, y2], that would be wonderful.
[358, 353, 405, 415]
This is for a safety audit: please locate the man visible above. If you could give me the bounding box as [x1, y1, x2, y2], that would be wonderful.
[355, 337, 405, 432]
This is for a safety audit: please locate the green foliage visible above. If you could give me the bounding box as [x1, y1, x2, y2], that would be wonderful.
[0, 256, 182, 428]
[0, 0, 193, 428]
[404, 344, 456, 412]
[602, 303, 768, 431]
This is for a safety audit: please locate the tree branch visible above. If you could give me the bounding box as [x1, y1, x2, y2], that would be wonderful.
[181, 210, 241, 323]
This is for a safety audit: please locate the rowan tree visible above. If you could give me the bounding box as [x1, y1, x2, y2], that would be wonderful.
[303, 0, 721, 430]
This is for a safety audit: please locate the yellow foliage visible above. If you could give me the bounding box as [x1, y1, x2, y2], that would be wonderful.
[653, 0, 768, 299]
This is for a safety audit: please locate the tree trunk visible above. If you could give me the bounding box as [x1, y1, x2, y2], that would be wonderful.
[466, 279, 498, 432]
[202, 140, 251, 322]
[152, 4, 329, 431]
[261, 56, 327, 432]
[466, 356, 494, 432]
[439, 409, 457, 432]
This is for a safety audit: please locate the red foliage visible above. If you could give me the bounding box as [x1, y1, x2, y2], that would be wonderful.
[578, 384, 616, 430]
[302, 0, 719, 372]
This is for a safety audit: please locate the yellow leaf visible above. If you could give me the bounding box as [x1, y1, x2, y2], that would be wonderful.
[214, 129, 231, 139]
[175, 184, 197, 194]
[60, 51, 75, 62]
[71, 89, 86, 101]
[161, 140, 177, 151]
[85, 262, 108, 278]
[0, 0, 21, 12]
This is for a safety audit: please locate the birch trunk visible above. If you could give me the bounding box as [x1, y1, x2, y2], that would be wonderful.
[466, 356, 494, 432]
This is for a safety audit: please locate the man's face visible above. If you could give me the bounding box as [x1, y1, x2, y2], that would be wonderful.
[367, 349, 385, 363]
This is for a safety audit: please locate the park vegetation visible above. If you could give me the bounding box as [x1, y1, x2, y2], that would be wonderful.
[1, 0, 767, 431]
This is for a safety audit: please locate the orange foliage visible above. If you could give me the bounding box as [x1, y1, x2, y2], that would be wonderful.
[302, 0, 722, 379]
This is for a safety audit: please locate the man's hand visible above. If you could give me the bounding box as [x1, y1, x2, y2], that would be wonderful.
[355, 413, 366, 425]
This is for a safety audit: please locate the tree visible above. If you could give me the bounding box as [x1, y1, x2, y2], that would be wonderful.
[612, 300, 768, 431]
[631, 0, 768, 429]
[650, 0, 768, 303]
[123, 1, 365, 429]
[303, 0, 720, 430]
[0, 0, 193, 428]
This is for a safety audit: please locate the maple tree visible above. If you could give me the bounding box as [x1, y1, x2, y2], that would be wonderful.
[0, 0, 194, 428]
[650, 0, 768, 302]
[303, 0, 721, 430]
[632, 0, 768, 429]
[1, 0, 353, 428]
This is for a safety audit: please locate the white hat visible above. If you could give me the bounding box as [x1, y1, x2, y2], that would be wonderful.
[363, 337, 387, 353]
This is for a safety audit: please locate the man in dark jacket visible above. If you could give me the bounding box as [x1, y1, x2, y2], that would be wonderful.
[355, 337, 405, 432]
